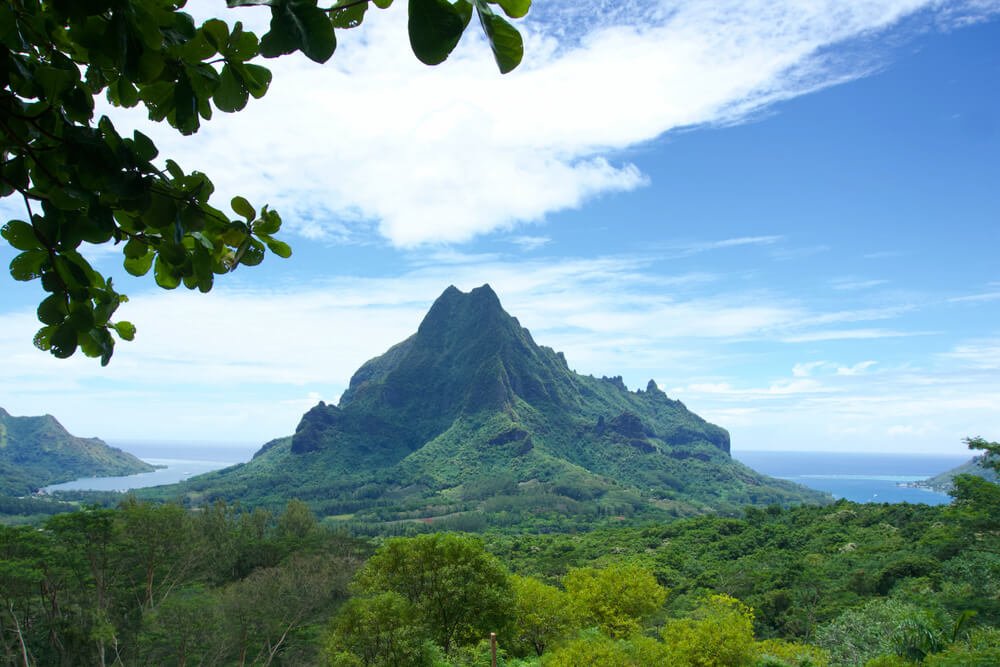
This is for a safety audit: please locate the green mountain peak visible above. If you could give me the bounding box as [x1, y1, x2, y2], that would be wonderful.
[156, 286, 828, 523]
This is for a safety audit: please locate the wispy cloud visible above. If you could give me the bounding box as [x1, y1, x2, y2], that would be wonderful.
[836, 360, 878, 375]
[949, 291, 1000, 303]
[657, 235, 784, 257]
[509, 235, 552, 251]
[831, 277, 889, 291]
[941, 339, 1000, 369]
[793, 361, 829, 377]
[863, 250, 906, 259]
[782, 328, 927, 343]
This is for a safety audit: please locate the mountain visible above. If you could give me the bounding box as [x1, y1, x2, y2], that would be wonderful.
[0, 408, 156, 495]
[154, 285, 828, 526]
[911, 455, 998, 493]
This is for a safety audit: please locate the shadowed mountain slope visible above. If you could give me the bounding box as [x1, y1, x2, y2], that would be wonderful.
[152, 285, 828, 526]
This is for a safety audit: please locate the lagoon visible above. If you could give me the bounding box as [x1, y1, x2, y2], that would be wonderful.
[43, 442, 970, 505]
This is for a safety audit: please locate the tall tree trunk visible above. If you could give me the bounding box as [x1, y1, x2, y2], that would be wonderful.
[7, 604, 31, 667]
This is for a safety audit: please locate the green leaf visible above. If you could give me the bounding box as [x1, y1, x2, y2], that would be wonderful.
[265, 238, 292, 258]
[123, 238, 147, 259]
[68, 306, 96, 332]
[201, 19, 231, 52]
[173, 74, 199, 135]
[373, 0, 394, 7]
[35, 65, 77, 102]
[0, 155, 28, 196]
[79, 327, 115, 364]
[239, 239, 266, 267]
[260, 0, 337, 63]
[50, 324, 78, 358]
[113, 321, 137, 341]
[37, 294, 68, 326]
[153, 255, 181, 289]
[474, 0, 522, 73]
[10, 250, 48, 281]
[254, 209, 282, 235]
[231, 196, 257, 221]
[491, 0, 529, 19]
[331, 1, 368, 29]
[124, 248, 156, 276]
[239, 63, 272, 98]
[408, 0, 473, 66]
[108, 78, 140, 107]
[2, 221, 42, 251]
[226, 23, 261, 61]
[33, 325, 56, 352]
[215, 63, 249, 112]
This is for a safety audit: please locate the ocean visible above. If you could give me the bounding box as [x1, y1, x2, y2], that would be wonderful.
[733, 450, 968, 505]
[45, 442, 970, 505]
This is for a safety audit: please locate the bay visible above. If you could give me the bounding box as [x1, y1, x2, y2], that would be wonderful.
[42, 440, 258, 493]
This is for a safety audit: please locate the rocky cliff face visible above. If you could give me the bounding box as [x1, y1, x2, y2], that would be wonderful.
[290, 284, 730, 464]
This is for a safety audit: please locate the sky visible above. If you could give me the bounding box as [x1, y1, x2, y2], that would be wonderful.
[1, 0, 998, 456]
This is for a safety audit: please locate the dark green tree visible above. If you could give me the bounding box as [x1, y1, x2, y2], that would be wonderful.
[325, 591, 435, 667]
[354, 533, 514, 654]
[1, 0, 529, 364]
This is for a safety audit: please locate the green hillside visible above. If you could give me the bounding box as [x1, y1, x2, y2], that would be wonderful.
[0, 408, 155, 495]
[145, 285, 827, 525]
[912, 454, 999, 493]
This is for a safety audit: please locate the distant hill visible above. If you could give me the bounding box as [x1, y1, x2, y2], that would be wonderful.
[911, 455, 998, 493]
[0, 408, 155, 495]
[149, 285, 828, 526]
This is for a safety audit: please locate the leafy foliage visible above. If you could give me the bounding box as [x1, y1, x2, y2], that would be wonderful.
[1, 1, 529, 363]
[353, 532, 514, 654]
[660, 594, 757, 667]
[563, 563, 667, 638]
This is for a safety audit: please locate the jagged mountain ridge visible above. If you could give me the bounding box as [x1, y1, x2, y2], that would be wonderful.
[292, 285, 728, 466]
[157, 285, 827, 522]
[0, 408, 155, 495]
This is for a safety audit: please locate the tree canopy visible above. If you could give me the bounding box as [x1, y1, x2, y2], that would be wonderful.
[1, 0, 529, 364]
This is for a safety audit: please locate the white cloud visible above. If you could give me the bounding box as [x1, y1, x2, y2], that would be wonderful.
[509, 235, 552, 251]
[836, 360, 878, 375]
[793, 361, 828, 377]
[102, 0, 997, 247]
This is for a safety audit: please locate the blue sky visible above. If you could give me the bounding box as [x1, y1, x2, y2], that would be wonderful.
[1, 1, 998, 455]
